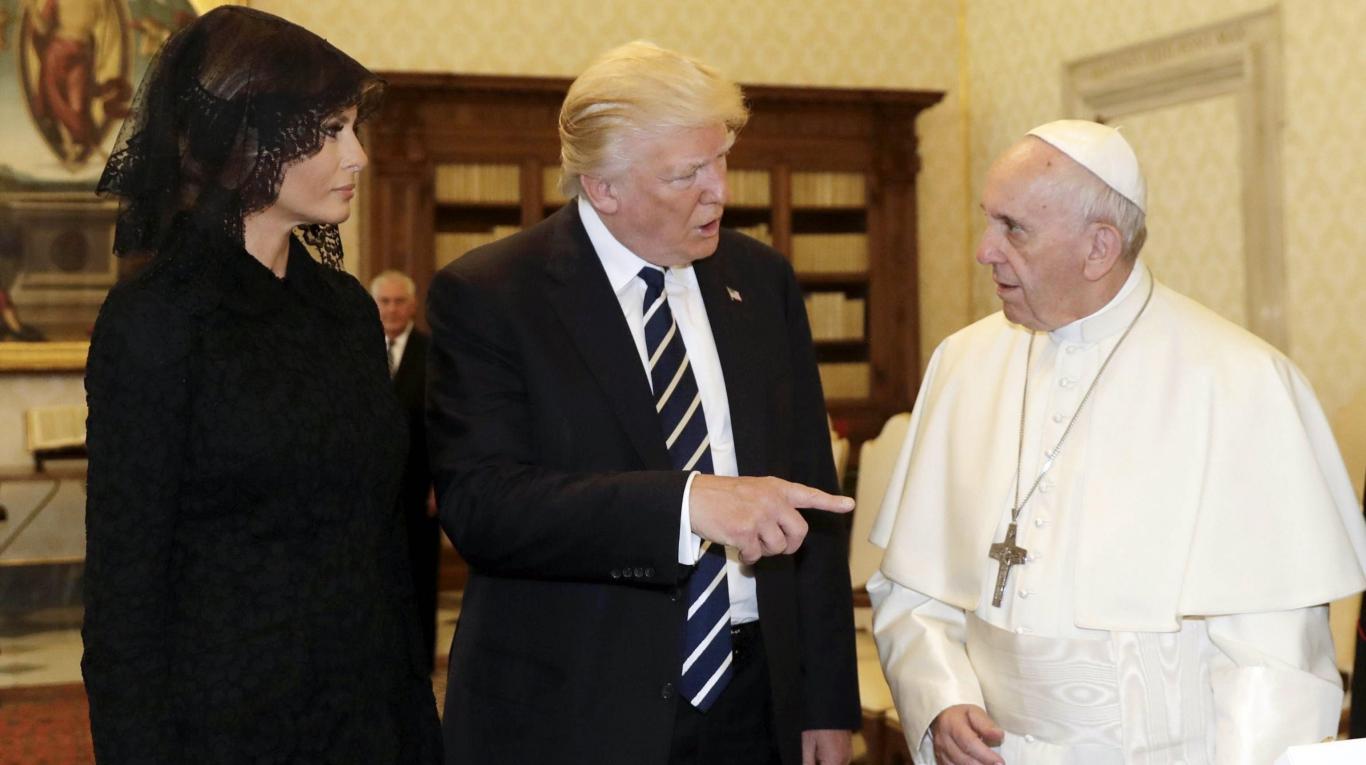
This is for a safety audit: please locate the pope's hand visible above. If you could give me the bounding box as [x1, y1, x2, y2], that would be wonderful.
[688, 475, 854, 564]
[930, 704, 1004, 765]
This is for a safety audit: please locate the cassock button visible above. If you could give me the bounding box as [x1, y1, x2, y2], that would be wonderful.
[1034, 517, 1047, 528]
[661, 682, 675, 700]
[1039, 481, 1053, 494]
[1060, 377, 1077, 388]
[1065, 345, 1080, 354]
[1015, 627, 1031, 635]
[1052, 413, 1066, 423]
[1024, 734, 1037, 743]
[1018, 588, 1030, 599]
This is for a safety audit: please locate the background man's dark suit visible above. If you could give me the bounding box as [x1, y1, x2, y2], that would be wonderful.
[393, 327, 440, 672]
[427, 203, 860, 765]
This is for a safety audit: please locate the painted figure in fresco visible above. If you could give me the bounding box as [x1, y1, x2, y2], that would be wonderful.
[20, 0, 130, 165]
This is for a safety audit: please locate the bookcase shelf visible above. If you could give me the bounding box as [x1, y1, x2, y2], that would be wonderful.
[364, 72, 942, 461]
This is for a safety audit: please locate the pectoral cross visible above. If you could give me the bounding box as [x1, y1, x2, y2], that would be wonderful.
[988, 522, 1029, 607]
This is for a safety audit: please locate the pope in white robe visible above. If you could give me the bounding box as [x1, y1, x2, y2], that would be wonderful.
[868, 120, 1366, 765]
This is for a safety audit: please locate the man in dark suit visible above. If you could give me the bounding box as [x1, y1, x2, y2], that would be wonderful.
[427, 41, 861, 765]
[372, 269, 440, 673]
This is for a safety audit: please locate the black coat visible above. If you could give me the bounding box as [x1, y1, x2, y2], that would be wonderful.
[426, 203, 860, 765]
[83, 228, 441, 763]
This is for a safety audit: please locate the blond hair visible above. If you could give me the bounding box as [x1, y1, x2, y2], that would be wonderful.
[557, 41, 749, 198]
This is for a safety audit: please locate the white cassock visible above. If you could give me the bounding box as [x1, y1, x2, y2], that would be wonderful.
[869, 262, 1366, 764]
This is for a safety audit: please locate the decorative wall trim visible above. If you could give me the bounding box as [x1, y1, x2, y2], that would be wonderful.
[1064, 8, 1286, 349]
[0, 342, 89, 372]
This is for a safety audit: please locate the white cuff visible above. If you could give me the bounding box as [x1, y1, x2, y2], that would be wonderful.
[678, 471, 703, 565]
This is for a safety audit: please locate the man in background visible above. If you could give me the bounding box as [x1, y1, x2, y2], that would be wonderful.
[371, 269, 439, 673]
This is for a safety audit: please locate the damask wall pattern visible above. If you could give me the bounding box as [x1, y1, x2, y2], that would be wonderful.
[1122, 94, 1246, 328]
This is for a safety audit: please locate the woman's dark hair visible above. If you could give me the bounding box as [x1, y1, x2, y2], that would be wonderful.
[97, 6, 384, 268]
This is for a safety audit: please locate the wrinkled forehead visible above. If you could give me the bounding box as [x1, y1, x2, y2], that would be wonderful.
[625, 121, 734, 165]
[373, 278, 415, 299]
[983, 139, 1085, 215]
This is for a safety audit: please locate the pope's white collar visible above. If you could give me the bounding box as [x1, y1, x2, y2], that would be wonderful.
[1050, 260, 1149, 344]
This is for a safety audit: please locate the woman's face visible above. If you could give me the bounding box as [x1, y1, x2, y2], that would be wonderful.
[271, 106, 367, 226]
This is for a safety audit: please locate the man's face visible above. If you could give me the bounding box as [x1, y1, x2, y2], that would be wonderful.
[373, 278, 416, 339]
[597, 122, 731, 268]
[975, 140, 1094, 331]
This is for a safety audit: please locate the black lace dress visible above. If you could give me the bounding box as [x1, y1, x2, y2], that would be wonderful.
[82, 223, 442, 763]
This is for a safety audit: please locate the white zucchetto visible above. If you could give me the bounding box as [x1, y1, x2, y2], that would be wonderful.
[1027, 119, 1147, 213]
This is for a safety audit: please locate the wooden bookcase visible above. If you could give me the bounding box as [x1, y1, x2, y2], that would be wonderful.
[364, 72, 942, 460]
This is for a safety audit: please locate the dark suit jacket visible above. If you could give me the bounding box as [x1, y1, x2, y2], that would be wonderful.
[394, 328, 433, 512]
[393, 328, 440, 669]
[426, 203, 860, 765]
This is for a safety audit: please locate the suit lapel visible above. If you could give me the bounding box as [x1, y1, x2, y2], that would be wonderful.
[694, 245, 766, 477]
[544, 205, 673, 471]
[393, 330, 425, 398]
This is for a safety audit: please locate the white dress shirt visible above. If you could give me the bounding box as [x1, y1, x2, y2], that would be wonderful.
[578, 196, 758, 624]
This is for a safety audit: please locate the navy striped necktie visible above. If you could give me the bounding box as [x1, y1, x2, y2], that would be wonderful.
[638, 266, 733, 711]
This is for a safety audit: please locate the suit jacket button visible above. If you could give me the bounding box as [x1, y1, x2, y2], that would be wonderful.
[645, 567, 656, 578]
[661, 682, 675, 700]
[611, 569, 621, 579]
[633, 567, 645, 578]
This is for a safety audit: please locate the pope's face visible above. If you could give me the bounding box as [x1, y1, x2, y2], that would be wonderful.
[975, 140, 1093, 331]
[596, 123, 731, 268]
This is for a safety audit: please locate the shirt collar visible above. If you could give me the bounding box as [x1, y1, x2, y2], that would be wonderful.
[577, 196, 666, 294]
[1049, 259, 1151, 344]
[389, 322, 414, 347]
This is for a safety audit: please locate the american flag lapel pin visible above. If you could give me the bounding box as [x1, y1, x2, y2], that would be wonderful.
[726, 286, 743, 303]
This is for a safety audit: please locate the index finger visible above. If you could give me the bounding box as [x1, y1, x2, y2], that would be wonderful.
[783, 482, 855, 513]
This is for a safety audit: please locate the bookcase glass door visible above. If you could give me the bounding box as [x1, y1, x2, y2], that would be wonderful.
[433, 163, 523, 270]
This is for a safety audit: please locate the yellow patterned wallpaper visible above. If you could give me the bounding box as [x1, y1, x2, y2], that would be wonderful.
[1123, 95, 1247, 328]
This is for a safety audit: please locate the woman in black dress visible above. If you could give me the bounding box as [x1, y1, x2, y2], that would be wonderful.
[81, 7, 441, 762]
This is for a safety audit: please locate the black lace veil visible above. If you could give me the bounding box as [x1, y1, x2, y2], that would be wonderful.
[97, 6, 384, 269]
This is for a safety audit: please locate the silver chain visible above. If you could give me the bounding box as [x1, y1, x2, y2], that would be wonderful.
[1010, 277, 1155, 523]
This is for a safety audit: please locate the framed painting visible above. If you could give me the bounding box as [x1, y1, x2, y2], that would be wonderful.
[0, 0, 198, 370]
